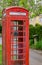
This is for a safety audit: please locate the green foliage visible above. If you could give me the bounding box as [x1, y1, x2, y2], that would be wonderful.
[0, 0, 42, 18]
[30, 24, 42, 50]
[30, 39, 34, 46]
[33, 5, 42, 16]
[30, 40, 42, 50]
[29, 24, 42, 40]
[0, 11, 2, 18]
[0, 14, 2, 18]
[0, 25, 2, 33]
[35, 24, 42, 39]
[29, 24, 35, 39]
[35, 40, 42, 50]
[19, 0, 29, 9]
[0, 45, 2, 65]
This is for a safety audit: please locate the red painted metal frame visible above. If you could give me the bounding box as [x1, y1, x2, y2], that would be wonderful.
[2, 7, 29, 65]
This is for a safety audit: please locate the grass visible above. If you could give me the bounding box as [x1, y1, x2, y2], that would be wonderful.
[30, 40, 42, 50]
[35, 40, 42, 50]
[0, 44, 2, 65]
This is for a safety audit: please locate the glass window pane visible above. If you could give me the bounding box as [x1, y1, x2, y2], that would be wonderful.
[17, 21, 18, 25]
[13, 50, 18, 55]
[13, 50, 17, 54]
[14, 21, 17, 25]
[13, 56, 17, 60]
[13, 38, 18, 41]
[14, 32, 18, 36]
[13, 45, 18, 48]
[13, 27, 17, 30]
[11, 20, 26, 61]
[13, 45, 17, 48]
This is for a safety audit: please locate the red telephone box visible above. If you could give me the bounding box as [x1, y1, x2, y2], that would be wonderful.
[2, 7, 29, 65]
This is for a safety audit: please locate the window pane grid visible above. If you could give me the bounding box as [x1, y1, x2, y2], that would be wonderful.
[11, 20, 26, 61]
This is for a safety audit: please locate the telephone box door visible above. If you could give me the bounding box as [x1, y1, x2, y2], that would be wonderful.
[11, 20, 26, 65]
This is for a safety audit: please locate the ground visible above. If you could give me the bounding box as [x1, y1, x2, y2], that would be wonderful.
[30, 49, 42, 65]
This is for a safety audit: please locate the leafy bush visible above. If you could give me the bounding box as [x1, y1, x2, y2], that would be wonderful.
[30, 39, 34, 46]
[0, 25, 2, 33]
[30, 40, 42, 50]
[35, 40, 42, 50]
[29, 24, 42, 40]
[0, 45, 2, 65]
[29, 25, 35, 39]
[35, 24, 42, 40]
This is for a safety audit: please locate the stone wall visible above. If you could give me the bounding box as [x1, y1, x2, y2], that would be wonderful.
[30, 15, 42, 26]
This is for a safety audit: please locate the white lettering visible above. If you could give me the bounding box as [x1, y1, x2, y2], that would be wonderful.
[9, 12, 26, 16]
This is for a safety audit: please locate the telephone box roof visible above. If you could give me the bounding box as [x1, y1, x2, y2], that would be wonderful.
[3, 6, 28, 12]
